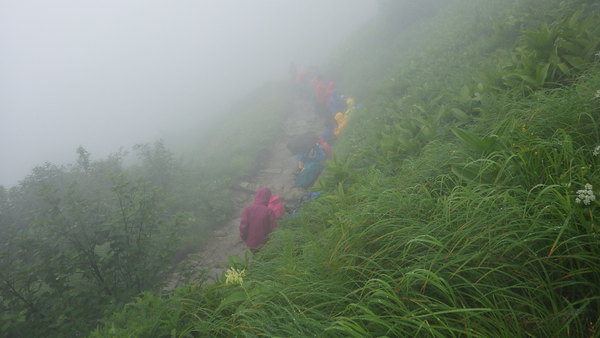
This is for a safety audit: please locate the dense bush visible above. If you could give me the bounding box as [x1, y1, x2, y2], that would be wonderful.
[0, 82, 289, 336]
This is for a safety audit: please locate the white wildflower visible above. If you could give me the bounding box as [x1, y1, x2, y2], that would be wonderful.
[575, 184, 596, 205]
[595, 89, 600, 99]
[594, 145, 600, 157]
[595, 51, 600, 58]
[224, 268, 246, 285]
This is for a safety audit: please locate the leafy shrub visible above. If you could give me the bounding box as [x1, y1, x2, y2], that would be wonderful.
[500, 9, 600, 91]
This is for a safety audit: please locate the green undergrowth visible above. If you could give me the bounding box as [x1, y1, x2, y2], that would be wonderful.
[0, 84, 291, 336]
[93, 0, 600, 336]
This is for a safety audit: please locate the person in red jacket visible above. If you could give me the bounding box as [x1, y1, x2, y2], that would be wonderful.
[318, 137, 331, 159]
[239, 188, 279, 251]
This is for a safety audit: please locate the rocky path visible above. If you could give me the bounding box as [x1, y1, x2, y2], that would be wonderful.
[164, 96, 324, 289]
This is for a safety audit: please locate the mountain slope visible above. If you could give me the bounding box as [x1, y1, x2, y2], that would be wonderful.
[93, 0, 600, 336]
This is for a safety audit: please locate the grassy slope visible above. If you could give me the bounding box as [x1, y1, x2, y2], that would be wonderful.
[93, 0, 600, 336]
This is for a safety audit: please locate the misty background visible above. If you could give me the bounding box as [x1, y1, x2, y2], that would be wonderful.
[0, 0, 377, 188]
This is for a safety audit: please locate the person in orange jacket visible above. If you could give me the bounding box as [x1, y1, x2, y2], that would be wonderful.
[334, 112, 347, 137]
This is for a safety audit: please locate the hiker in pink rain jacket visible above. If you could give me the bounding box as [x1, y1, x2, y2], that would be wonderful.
[240, 188, 279, 249]
[268, 195, 285, 219]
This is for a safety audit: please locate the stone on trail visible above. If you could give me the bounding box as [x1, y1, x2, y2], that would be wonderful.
[214, 230, 228, 237]
[238, 182, 259, 192]
[283, 187, 306, 203]
[261, 168, 282, 174]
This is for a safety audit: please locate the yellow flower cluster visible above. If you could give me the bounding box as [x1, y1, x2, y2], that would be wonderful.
[225, 268, 246, 285]
[520, 124, 527, 133]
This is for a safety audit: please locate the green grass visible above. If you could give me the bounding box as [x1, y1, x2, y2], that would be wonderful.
[92, 0, 600, 336]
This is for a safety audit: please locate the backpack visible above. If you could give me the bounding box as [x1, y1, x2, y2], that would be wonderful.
[302, 143, 325, 163]
[318, 139, 331, 159]
[294, 161, 324, 188]
[268, 195, 285, 218]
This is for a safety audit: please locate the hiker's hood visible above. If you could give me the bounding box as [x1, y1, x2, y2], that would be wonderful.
[253, 188, 271, 206]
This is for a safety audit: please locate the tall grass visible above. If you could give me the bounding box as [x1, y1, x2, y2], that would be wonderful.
[93, 0, 600, 336]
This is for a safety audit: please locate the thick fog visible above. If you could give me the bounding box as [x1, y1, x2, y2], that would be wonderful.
[0, 0, 377, 187]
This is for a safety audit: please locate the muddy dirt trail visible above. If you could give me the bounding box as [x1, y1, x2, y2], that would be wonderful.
[165, 95, 325, 289]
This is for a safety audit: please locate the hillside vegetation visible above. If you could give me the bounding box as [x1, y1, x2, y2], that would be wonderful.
[5, 0, 599, 336]
[0, 82, 289, 336]
[93, 0, 600, 336]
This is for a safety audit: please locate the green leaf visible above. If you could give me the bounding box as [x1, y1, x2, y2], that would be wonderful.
[563, 55, 585, 69]
[459, 85, 471, 102]
[217, 289, 248, 312]
[450, 108, 469, 121]
[450, 127, 498, 155]
[535, 62, 550, 86]
[556, 62, 571, 75]
[557, 40, 582, 55]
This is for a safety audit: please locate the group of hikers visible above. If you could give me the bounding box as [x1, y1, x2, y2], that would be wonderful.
[291, 67, 356, 189]
[239, 66, 358, 251]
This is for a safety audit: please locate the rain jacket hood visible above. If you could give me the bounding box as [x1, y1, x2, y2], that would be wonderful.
[253, 188, 271, 206]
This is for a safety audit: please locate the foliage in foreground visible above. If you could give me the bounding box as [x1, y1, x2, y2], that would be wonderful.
[94, 70, 600, 336]
[92, 0, 600, 336]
